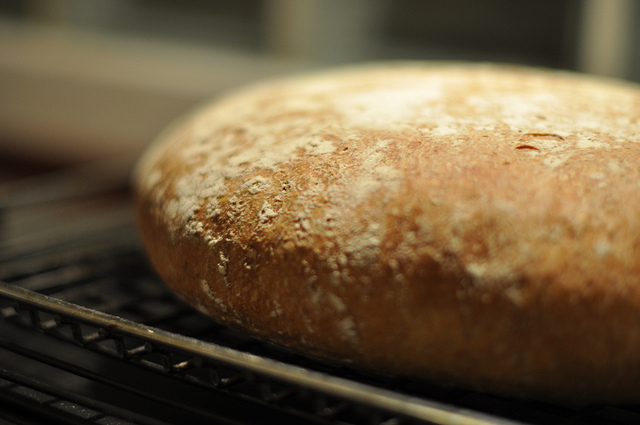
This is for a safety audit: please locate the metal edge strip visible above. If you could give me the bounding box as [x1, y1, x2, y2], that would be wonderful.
[0, 281, 522, 425]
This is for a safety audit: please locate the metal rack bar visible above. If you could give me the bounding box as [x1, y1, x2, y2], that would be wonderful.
[0, 280, 513, 425]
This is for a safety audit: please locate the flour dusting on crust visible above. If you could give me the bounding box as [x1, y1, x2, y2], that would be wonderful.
[138, 63, 640, 237]
[136, 62, 640, 296]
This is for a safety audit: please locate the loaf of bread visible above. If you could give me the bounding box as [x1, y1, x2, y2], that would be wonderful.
[134, 62, 640, 403]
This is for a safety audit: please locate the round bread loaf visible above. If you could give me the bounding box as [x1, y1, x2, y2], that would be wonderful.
[134, 62, 640, 403]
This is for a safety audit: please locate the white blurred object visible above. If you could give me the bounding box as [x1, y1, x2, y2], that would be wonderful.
[576, 0, 635, 79]
[265, 0, 382, 63]
[0, 18, 306, 165]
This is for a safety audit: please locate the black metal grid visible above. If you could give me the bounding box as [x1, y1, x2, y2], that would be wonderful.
[0, 166, 639, 425]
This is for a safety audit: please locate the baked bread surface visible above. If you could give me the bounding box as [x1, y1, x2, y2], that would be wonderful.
[134, 62, 640, 403]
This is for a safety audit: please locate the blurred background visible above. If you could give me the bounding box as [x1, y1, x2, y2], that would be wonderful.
[1, 0, 639, 176]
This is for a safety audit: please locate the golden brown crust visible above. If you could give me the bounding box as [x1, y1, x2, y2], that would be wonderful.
[134, 62, 640, 403]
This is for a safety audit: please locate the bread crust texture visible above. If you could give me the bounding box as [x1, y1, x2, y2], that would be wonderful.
[134, 62, 640, 403]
